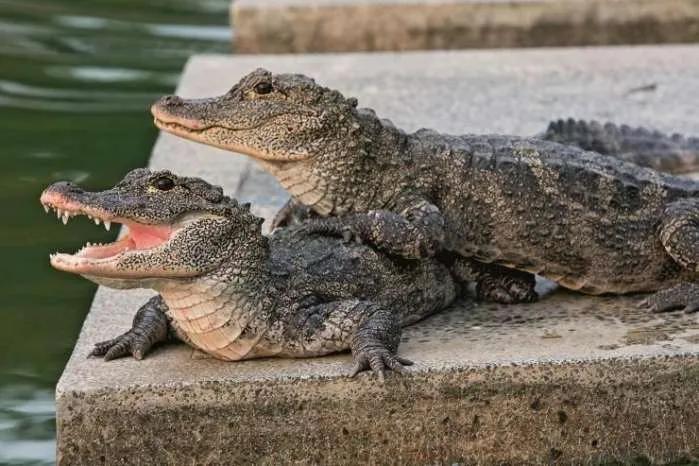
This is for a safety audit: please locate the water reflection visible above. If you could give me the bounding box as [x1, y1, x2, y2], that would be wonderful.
[0, 0, 230, 463]
[0, 383, 55, 465]
[55, 14, 232, 42]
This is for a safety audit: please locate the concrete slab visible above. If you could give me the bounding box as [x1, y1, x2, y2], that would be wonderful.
[57, 45, 699, 464]
[232, 0, 699, 53]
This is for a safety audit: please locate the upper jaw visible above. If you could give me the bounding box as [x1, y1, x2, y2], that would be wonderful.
[40, 185, 117, 231]
[150, 97, 219, 135]
[40, 186, 178, 278]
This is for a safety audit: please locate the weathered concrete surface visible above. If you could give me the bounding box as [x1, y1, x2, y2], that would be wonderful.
[232, 0, 699, 53]
[57, 45, 699, 465]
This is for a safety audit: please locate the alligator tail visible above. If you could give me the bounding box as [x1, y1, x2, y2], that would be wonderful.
[541, 119, 699, 175]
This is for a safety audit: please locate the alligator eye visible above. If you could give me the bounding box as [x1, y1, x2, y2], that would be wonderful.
[254, 82, 273, 95]
[154, 177, 175, 191]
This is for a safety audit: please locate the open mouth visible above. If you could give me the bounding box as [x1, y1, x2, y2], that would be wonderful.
[40, 190, 174, 275]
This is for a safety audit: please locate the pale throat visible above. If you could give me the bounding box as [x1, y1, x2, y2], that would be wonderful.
[157, 279, 274, 361]
[258, 159, 338, 215]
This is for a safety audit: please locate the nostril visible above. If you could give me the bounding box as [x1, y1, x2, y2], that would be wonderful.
[163, 95, 183, 106]
[61, 181, 82, 191]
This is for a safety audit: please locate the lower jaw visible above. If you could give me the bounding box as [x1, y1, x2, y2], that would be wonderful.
[79, 273, 148, 290]
[155, 121, 307, 162]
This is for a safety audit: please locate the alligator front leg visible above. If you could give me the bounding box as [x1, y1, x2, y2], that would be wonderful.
[287, 299, 410, 380]
[90, 295, 172, 360]
[303, 194, 537, 303]
[301, 196, 445, 259]
[640, 198, 699, 313]
[305, 209, 536, 302]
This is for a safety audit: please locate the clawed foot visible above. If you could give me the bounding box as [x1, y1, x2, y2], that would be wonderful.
[271, 199, 315, 230]
[638, 283, 699, 313]
[349, 347, 413, 381]
[90, 330, 155, 361]
[476, 273, 538, 304]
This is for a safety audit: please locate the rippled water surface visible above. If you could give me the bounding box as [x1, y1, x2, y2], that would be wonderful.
[0, 1, 230, 463]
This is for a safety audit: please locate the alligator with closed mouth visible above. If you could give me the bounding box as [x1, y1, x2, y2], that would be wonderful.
[150, 69, 699, 311]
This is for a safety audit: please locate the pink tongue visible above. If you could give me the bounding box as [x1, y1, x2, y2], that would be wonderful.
[127, 223, 172, 249]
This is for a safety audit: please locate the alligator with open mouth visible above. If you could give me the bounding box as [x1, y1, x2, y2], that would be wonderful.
[41, 168, 458, 377]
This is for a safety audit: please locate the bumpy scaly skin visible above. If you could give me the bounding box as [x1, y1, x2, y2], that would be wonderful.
[44, 170, 456, 377]
[639, 283, 699, 313]
[541, 119, 699, 175]
[151, 69, 699, 308]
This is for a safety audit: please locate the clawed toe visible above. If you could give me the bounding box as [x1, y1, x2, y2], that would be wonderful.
[89, 339, 117, 358]
[476, 272, 538, 304]
[349, 350, 412, 379]
[511, 285, 538, 303]
[477, 284, 538, 304]
[638, 283, 699, 314]
[89, 331, 152, 361]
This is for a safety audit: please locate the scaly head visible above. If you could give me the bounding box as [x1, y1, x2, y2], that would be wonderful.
[41, 168, 265, 288]
[150, 68, 361, 165]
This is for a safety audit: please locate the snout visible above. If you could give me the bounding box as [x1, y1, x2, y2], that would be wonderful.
[40, 181, 84, 208]
[151, 95, 209, 131]
[150, 95, 183, 115]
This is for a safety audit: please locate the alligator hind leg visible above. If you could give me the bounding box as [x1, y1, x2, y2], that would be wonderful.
[288, 299, 411, 380]
[349, 304, 413, 380]
[641, 199, 699, 313]
[640, 283, 699, 313]
[476, 263, 537, 304]
[449, 256, 538, 304]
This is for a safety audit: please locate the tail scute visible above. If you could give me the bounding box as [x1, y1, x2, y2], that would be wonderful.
[542, 119, 699, 175]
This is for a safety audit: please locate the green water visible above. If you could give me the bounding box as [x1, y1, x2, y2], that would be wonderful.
[0, 1, 230, 463]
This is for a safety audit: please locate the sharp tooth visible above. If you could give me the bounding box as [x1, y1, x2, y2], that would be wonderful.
[43, 205, 49, 214]
[94, 218, 100, 225]
[88, 215, 93, 220]
[62, 213, 69, 225]
[104, 221, 111, 231]
[56, 209, 62, 219]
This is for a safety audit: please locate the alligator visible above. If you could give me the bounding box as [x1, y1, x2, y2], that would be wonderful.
[41, 168, 458, 377]
[150, 68, 699, 311]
